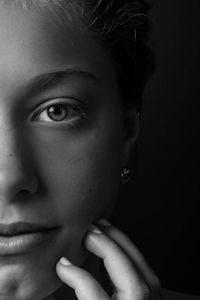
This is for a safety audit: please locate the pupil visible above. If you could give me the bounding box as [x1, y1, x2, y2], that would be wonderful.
[47, 105, 68, 121]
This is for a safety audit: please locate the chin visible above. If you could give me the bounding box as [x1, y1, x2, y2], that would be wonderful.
[0, 259, 62, 300]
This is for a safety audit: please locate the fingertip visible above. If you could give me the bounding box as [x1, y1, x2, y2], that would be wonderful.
[96, 219, 111, 227]
[84, 229, 101, 250]
[56, 257, 74, 284]
[84, 225, 103, 246]
[88, 225, 102, 234]
[56, 257, 73, 275]
[58, 257, 72, 267]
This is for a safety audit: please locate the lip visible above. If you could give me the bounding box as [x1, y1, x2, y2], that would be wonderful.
[0, 222, 60, 255]
[0, 222, 56, 236]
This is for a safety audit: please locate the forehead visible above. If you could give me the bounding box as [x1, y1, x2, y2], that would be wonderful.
[0, 3, 115, 89]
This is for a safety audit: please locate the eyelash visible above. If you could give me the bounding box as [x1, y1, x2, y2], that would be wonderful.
[30, 100, 88, 128]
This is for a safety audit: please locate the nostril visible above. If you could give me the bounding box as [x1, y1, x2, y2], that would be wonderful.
[18, 189, 32, 197]
[13, 189, 34, 203]
[20, 189, 32, 195]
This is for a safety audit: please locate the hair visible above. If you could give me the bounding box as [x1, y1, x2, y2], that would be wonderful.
[6, 0, 155, 113]
[85, 0, 155, 113]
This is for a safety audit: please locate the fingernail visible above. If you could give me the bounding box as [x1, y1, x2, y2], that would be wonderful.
[96, 219, 111, 227]
[89, 224, 102, 234]
[59, 257, 72, 266]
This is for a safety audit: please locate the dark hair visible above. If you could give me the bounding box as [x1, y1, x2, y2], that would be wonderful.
[83, 0, 155, 112]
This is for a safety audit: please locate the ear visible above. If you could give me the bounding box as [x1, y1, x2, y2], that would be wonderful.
[121, 106, 140, 167]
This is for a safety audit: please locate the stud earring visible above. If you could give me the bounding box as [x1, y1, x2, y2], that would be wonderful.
[121, 168, 131, 184]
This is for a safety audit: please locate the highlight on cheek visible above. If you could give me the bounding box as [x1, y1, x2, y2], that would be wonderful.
[29, 99, 89, 129]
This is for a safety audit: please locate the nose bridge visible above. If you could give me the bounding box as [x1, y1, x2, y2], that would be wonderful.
[0, 127, 37, 201]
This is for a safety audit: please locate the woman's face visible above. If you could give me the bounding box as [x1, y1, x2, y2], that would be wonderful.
[0, 4, 130, 300]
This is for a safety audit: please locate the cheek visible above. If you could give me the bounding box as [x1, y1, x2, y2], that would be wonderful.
[26, 112, 123, 266]
[30, 123, 122, 229]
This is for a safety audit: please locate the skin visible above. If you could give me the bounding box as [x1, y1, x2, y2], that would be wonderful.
[56, 221, 161, 300]
[0, 3, 141, 300]
[0, 4, 196, 300]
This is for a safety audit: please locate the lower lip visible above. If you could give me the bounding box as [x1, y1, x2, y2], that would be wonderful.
[0, 229, 59, 255]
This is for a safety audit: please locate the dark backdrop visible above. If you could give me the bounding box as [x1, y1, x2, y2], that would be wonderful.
[112, 0, 200, 295]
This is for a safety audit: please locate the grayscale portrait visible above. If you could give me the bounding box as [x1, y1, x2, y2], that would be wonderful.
[0, 1, 199, 300]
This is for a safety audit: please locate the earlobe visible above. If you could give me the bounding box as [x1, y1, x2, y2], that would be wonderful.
[121, 108, 140, 166]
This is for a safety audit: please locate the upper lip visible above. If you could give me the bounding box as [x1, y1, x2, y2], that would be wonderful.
[0, 222, 58, 236]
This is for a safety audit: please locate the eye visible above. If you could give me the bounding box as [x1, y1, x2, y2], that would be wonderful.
[45, 104, 69, 122]
[30, 100, 88, 127]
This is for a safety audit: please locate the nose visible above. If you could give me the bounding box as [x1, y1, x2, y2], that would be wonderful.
[0, 128, 37, 203]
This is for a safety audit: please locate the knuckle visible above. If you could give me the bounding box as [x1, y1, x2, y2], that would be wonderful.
[129, 282, 150, 300]
[148, 277, 162, 300]
[152, 275, 161, 291]
[141, 284, 151, 300]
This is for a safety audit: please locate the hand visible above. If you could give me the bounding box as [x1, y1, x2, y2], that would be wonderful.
[56, 220, 161, 300]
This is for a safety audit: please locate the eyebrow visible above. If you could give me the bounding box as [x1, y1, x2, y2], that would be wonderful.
[27, 67, 99, 91]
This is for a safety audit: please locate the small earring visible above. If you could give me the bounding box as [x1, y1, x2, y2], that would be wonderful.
[121, 168, 131, 184]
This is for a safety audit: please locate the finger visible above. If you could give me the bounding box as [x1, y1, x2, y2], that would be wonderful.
[56, 257, 110, 300]
[96, 220, 160, 294]
[85, 226, 150, 300]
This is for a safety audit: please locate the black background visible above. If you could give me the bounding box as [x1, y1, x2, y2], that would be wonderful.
[112, 0, 200, 295]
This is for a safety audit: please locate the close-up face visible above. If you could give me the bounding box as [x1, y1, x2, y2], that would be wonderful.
[0, 3, 135, 300]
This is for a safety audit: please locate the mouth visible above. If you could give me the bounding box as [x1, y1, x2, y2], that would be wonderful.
[0, 222, 58, 236]
[0, 222, 60, 255]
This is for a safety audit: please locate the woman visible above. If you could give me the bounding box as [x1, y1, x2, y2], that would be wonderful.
[0, 0, 198, 299]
